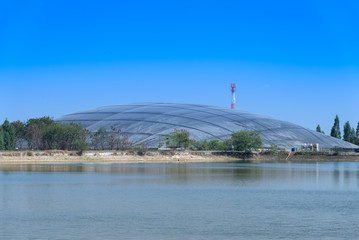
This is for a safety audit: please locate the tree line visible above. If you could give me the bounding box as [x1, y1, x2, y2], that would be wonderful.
[2, 113, 357, 152]
[317, 115, 359, 145]
[0, 117, 130, 151]
[164, 129, 263, 153]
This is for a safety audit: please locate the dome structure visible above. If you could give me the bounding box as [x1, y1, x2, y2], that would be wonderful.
[57, 103, 358, 150]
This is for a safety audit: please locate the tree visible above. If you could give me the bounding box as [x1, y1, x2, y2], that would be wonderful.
[119, 133, 130, 150]
[343, 121, 351, 142]
[21, 117, 89, 151]
[192, 140, 210, 150]
[93, 127, 108, 150]
[0, 129, 4, 150]
[165, 129, 191, 149]
[316, 124, 324, 134]
[9, 125, 16, 149]
[230, 131, 262, 153]
[76, 141, 88, 155]
[41, 122, 88, 150]
[108, 126, 121, 150]
[25, 117, 54, 150]
[349, 127, 356, 144]
[2, 119, 16, 150]
[11, 121, 26, 149]
[330, 115, 341, 139]
[356, 121, 359, 138]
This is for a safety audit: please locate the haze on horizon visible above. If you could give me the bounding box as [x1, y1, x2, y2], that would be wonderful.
[1, 0, 358, 134]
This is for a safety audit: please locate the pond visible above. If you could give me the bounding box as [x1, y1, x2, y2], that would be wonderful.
[1, 162, 359, 239]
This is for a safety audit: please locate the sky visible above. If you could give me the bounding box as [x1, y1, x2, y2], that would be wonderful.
[1, 0, 358, 134]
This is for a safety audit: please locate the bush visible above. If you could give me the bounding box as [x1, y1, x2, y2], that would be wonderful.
[26, 151, 33, 156]
[191, 139, 231, 151]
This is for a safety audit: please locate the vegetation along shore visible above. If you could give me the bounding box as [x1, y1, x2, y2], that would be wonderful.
[0, 114, 358, 165]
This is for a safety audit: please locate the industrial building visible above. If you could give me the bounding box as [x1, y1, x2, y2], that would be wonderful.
[56, 103, 358, 150]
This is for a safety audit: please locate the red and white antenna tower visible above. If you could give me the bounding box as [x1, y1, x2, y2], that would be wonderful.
[231, 83, 236, 109]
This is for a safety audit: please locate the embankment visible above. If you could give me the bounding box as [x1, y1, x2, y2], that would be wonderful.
[0, 150, 358, 164]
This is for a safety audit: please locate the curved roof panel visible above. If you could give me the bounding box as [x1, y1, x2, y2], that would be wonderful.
[56, 103, 359, 149]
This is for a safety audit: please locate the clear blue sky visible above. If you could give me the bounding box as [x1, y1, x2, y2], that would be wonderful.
[1, 0, 358, 134]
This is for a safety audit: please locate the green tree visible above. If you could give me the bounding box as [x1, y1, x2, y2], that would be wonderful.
[58, 123, 88, 150]
[330, 115, 341, 139]
[25, 117, 55, 150]
[0, 129, 4, 150]
[76, 141, 88, 155]
[231, 131, 262, 153]
[316, 124, 324, 134]
[2, 119, 16, 150]
[23, 117, 89, 151]
[41, 123, 80, 150]
[356, 121, 359, 138]
[192, 140, 210, 150]
[2, 120, 10, 150]
[192, 139, 231, 151]
[349, 127, 356, 144]
[9, 125, 16, 149]
[4, 132, 11, 150]
[216, 139, 232, 150]
[343, 121, 351, 142]
[165, 129, 191, 149]
[206, 139, 231, 150]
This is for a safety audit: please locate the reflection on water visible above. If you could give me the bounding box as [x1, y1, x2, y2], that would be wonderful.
[1, 162, 359, 240]
[1, 162, 359, 190]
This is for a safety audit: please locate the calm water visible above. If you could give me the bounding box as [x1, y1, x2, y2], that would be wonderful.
[1, 162, 359, 240]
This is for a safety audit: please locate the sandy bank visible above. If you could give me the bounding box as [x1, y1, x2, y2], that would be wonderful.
[0, 150, 239, 164]
[0, 150, 359, 164]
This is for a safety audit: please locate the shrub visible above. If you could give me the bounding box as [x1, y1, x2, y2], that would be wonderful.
[76, 141, 88, 156]
[26, 151, 33, 156]
[192, 139, 231, 151]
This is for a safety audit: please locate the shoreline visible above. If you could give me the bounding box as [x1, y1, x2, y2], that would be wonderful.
[1, 150, 359, 164]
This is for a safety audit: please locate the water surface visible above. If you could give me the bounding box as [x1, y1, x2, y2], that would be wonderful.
[1, 162, 359, 239]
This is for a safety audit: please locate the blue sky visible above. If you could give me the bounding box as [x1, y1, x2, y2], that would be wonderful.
[1, 0, 358, 134]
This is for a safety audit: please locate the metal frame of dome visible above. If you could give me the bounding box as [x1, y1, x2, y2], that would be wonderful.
[56, 103, 359, 150]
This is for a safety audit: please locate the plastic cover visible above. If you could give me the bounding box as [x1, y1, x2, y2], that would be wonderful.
[56, 103, 359, 150]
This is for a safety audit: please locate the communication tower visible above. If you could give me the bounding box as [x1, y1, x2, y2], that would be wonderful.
[231, 83, 236, 109]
